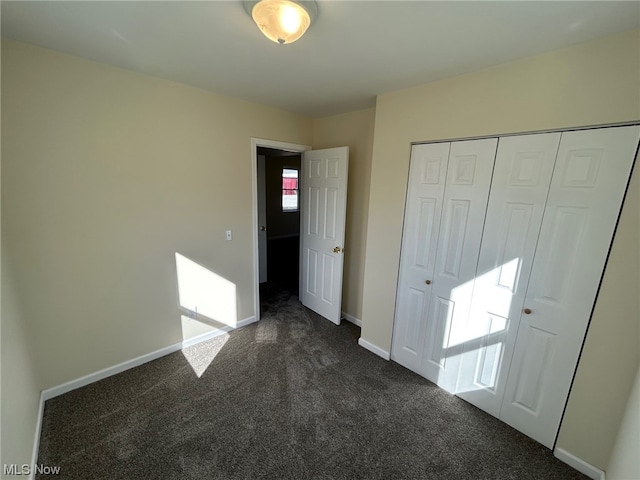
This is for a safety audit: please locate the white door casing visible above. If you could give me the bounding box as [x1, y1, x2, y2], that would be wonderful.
[299, 147, 349, 325]
[455, 132, 561, 415]
[499, 126, 640, 448]
[251, 137, 311, 323]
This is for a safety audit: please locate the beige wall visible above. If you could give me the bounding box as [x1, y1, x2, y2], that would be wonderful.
[0, 40, 377, 466]
[1, 39, 312, 392]
[1, 248, 42, 474]
[606, 365, 640, 479]
[1, 100, 42, 473]
[360, 29, 639, 469]
[313, 108, 375, 320]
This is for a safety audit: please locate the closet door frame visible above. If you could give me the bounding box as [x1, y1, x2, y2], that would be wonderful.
[392, 121, 640, 449]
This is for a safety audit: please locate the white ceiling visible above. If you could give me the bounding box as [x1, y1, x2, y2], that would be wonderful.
[2, 1, 638, 118]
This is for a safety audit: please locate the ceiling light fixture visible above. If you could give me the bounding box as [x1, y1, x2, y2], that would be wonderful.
[244, 0, 317, 45]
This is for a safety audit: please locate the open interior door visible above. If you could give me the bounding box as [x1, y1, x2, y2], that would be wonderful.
[299, 147, 349, 325]
[257, 154, 267, 283]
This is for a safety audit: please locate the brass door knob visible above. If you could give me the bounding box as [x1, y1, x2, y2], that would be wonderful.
[333, 246, 344, 253]
[523, 308, 532, 315]
[425, 280, 432, 285]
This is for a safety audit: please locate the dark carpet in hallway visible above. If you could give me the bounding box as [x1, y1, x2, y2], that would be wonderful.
[37, 290, 586, 479]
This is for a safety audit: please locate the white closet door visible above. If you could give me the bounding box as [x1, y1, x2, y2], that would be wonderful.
[500, 126, 640, 448]
[392, 142, 450, 374]
[422, 138, 498, 392]
[456, 133, 561, 416]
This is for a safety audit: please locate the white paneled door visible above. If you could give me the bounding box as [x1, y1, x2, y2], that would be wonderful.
[300, 147, 349, 325]
[499, 126, 640, 448]
[391, 138, 498, 391]
[456, 132, 561, 416]
[422, 139, 498, 392]
[391, 142, 451, 374]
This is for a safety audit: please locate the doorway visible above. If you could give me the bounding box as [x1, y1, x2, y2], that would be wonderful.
[251, 138, 350, 325]
[251, 138, 311, 322]
[258, 147, 302, 312]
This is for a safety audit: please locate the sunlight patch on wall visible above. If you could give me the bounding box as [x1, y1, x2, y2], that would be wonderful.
[175, 252, 237, 327]
[181, 315, 218, 342]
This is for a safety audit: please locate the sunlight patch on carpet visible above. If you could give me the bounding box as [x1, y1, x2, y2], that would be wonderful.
[181, 333, 229, 378]
[256, 321, 278, 343]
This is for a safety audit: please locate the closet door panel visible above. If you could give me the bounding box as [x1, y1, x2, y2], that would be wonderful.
[501, 125, 640, 448]
[456, 133, 561, 416]
[423, 138, 498, 392]
[391, 143, 450, 374]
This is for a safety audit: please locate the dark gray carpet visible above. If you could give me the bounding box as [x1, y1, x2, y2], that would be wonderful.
[37, 290, 587, 479]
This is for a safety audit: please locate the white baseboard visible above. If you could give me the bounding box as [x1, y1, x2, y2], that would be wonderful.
[182, 316, 257, 349]
[554, 447, 605, 480]
[42, 316, 257, 401]
[358, 337, 390, 360]
[341, 311, 362, 327]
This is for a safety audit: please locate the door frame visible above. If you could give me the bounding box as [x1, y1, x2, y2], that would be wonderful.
[251, 137, 312, 322]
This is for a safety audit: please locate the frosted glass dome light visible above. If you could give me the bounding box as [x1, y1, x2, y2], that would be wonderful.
[245, 0, 317, 45]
